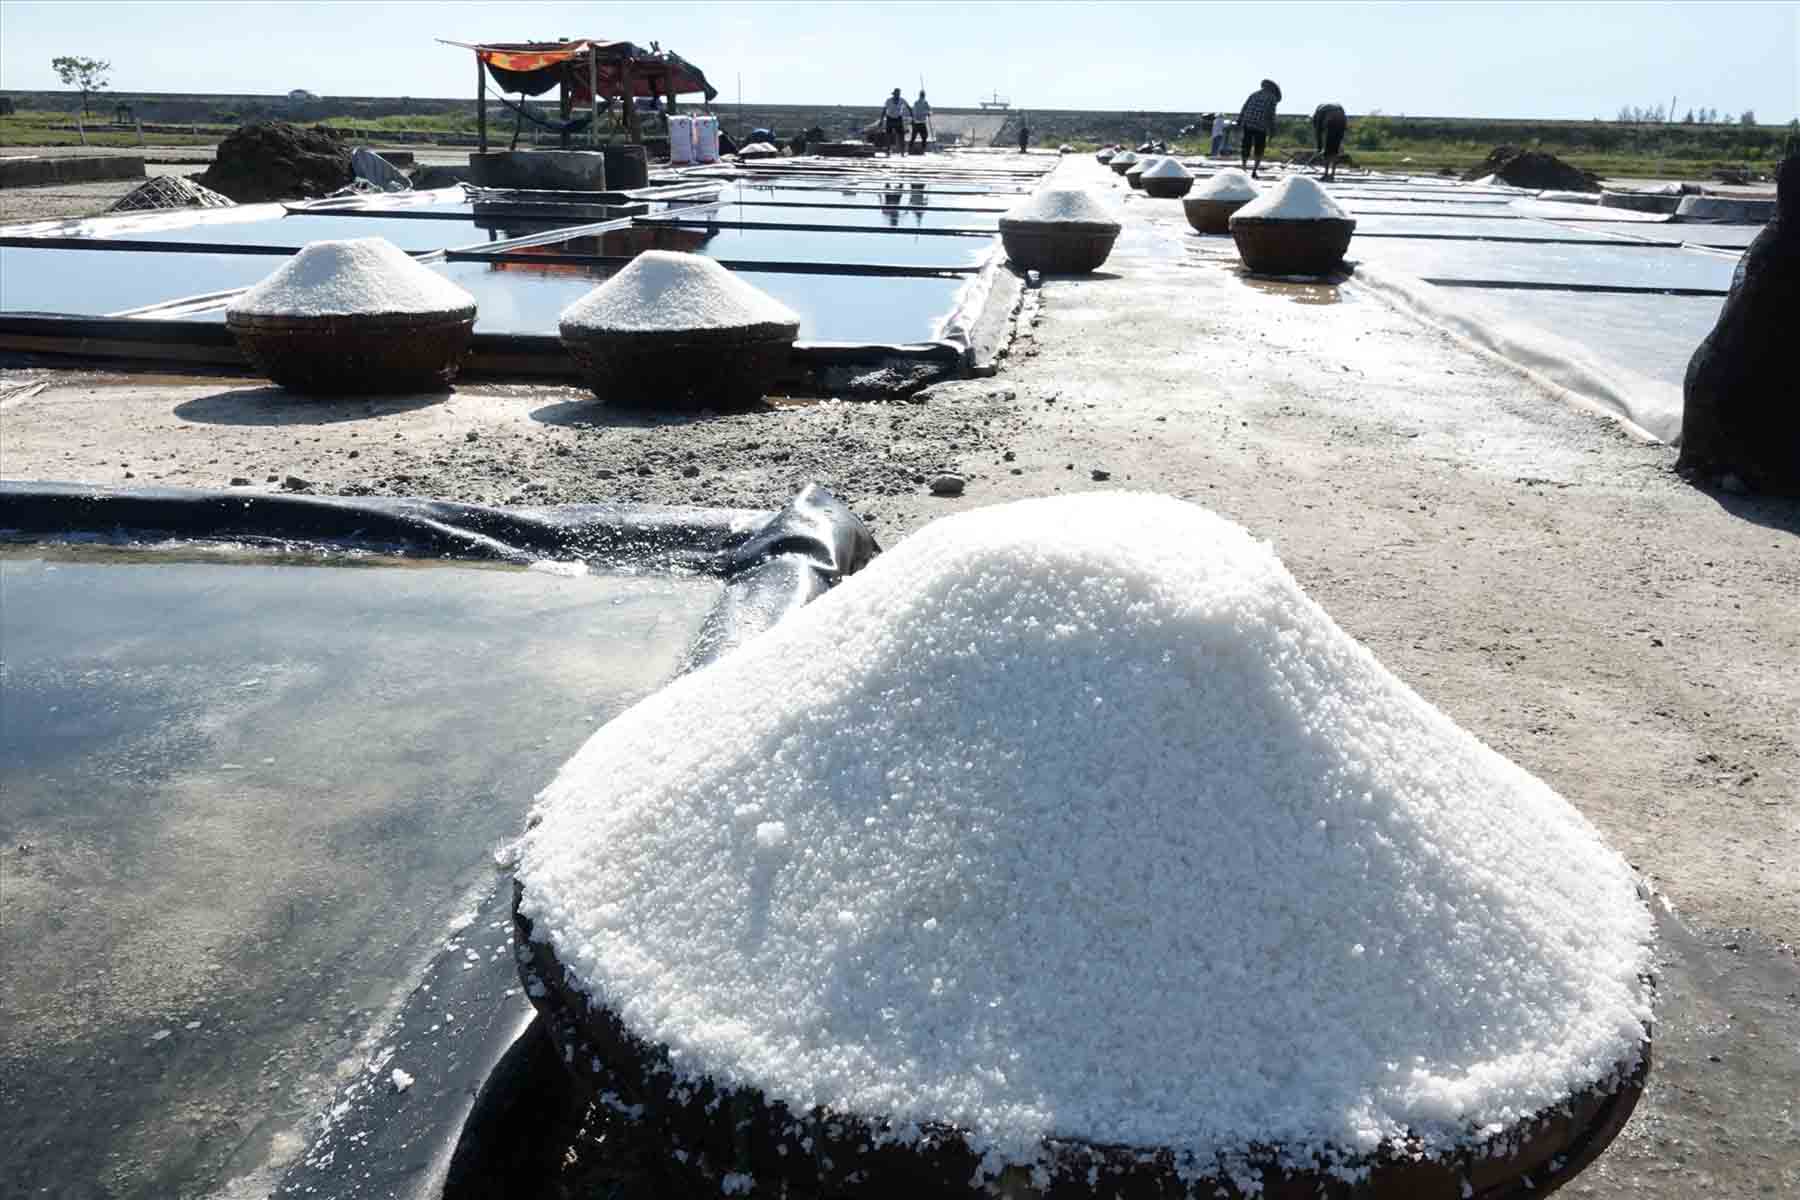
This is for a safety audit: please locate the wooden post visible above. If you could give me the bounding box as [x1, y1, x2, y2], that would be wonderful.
[476, 53, 487, 154]
[558, 75, 571, 149]
[622, 57, 638, 144]
[589, 49, 599, 148]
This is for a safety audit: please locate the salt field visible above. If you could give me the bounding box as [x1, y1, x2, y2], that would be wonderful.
[0, 129, 1794, 1200]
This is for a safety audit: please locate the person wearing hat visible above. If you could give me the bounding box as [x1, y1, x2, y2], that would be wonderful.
[881, 88, 910, 157]
[1237, 78, 1282, 177]
[910, 90, 932, 155]
[1313, 102, 1349, 181]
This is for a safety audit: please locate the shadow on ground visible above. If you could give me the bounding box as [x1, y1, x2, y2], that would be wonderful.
[174, 386, 451, 426]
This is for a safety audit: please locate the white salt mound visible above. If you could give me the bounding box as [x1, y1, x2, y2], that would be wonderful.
[559, 250, 798, 333]
[1232, 174, 1349, 222]
[227, 238, 475, 318]
[1002, 187, 1118, 227]
[1110, 150, 1139, 166]
[518, 494, 1652, 1174]
[1194, 168, 1259, 202]
[1142, 157, 1191, 179]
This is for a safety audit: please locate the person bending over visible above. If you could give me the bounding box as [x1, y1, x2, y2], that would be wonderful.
[1313, 102, 1348, 181]
[1237, 78, 1281, 177]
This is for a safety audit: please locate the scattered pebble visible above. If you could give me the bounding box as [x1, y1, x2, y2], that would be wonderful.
[928, 473, 966, 497]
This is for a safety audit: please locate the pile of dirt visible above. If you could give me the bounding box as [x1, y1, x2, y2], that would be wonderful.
[196, 122, 353, 203]
[1464, 146, 1602, 192]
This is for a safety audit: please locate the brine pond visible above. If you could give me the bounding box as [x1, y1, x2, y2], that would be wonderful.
[0, 545, 720, 1199]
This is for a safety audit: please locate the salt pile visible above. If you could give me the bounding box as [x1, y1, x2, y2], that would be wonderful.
[227, 237, 474, 318]
[558, 250, 798, 333]
[1001, 187, 1117, 227]
[518, 494, 1652, 1178]
[1232, 174, 1349, 221]
[1142, 157, 1191, 179]
[1194, 168, 1260, 202]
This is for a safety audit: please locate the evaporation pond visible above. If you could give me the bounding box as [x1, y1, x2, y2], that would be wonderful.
[0, 246, 285, 314]
[0, 547, 720, 1199]
[49, 212, 494, 252]
[1352, 236, 1739, 291]
[1454, 287, 1724, 388]
[1353, 214, 1665, 243]
[651, 202, 999, 232]
[716, 184, 1014, 211]
[639, 223, 994, 267]
[437, 258, 965, 343]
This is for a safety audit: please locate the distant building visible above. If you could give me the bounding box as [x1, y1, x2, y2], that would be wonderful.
[287, 89, 317, 102]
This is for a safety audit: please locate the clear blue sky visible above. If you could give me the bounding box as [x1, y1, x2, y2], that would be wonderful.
[1, 1, 1795, 121]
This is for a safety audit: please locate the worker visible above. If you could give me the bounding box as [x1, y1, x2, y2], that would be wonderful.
[1237, 78, 1281, 178]
[1210, 111, 1229, 157]
[910, 90, 932, 155]
[1018, 113, 1030, 154]
[881, 88, 910, 157]
[1313, 102, 1348, 181]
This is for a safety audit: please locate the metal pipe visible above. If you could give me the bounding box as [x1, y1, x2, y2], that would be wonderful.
[476, 54, 487, 154]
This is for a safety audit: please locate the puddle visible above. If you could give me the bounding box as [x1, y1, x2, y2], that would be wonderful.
[1235, 270, 1350, 305]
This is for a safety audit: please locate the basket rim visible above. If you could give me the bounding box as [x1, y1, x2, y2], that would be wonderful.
[516, 894, 1655, 1200]
[226, 307, 476, 331]
[558, 320, 800, 345]
[999, 217, 1121, 236]
[1228, 215, 1359, 230]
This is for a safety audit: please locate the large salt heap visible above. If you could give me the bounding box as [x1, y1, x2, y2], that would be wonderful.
[226, 237, 477, 394]
[557, 250, 800, 407]
[517, 493, 1652, 1191]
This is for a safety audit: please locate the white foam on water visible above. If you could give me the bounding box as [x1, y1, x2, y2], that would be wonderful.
[519, 494, 1652, 1175]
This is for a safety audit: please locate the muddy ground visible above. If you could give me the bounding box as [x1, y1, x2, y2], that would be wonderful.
[1, 153, 1795, 1197]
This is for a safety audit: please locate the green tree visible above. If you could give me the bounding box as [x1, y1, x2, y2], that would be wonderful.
[51, 55, 111, 119]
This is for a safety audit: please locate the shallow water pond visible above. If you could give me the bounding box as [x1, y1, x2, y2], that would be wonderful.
[0, 546, 718, 1199]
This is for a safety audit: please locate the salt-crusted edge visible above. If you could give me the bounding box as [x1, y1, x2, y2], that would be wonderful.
[514, 886, 1655, 1197]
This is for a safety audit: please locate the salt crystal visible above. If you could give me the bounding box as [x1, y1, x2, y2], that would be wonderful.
[558, 250, 798, 334]
[227, 238, 475, 318]
[1193, 169, 1259, 203]
[518, 493, 1652, 1170]
[1231, 175, 1349, 221]
[390, 1068, 414, 1093]
[1002, 187, 1118, 227]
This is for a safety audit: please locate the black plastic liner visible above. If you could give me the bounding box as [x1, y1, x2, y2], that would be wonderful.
[0, 479, 875, 1200]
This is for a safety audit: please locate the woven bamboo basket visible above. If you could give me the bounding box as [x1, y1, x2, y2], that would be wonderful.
[998, 218, 1120, 274]
[227, 307, 477, 394]
[1109, 157, 1137, 176]
[558, 320, 799, 408]
[1230, 216, 1357, 275]
[515, 892, 1652, 1200]
[1096, 148, 1116, 164]
[1125, 163, 1150, 190]
[1183, 195, 1252, 234]
[1142, 175, 1194, 199]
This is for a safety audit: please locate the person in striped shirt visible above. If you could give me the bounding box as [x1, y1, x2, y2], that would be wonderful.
[1237, 79, 1282, 178]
